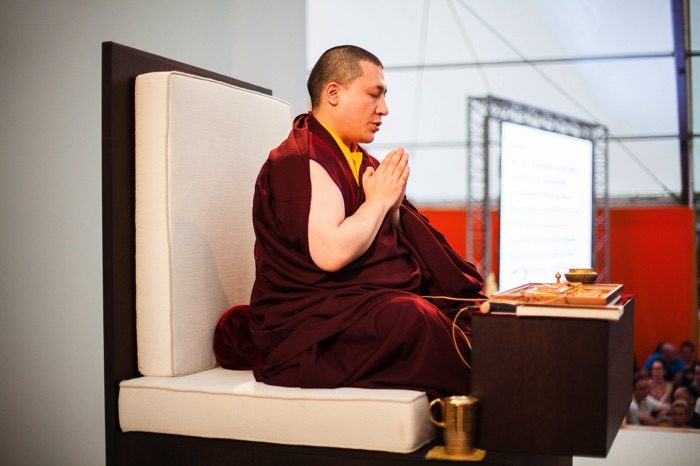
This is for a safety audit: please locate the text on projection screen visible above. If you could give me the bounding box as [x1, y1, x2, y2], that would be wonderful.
[499, 121, 593, 291]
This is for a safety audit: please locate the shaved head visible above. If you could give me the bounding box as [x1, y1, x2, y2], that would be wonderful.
[307, 45, 383, 109]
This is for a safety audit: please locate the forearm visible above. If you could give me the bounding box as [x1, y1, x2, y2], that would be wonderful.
[308, 160, 392, 272]
[312, 199, 389, 272]
[638, 412, 658, 425]
[661, 385, 672, 404]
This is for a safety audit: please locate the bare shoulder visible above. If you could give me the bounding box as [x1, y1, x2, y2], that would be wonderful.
[309, 160, 342, 200]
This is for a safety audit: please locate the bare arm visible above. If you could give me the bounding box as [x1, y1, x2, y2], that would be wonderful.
[637, 411, 659, 426]
[659, 382, 673, 404]
[308, 148, 409, 272]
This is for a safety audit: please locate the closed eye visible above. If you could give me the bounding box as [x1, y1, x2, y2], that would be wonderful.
[370, 85, 387, 98]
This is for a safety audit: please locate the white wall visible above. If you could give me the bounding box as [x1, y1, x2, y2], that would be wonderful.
[230, 1, 309, 113]
[0, 1, 305, 465]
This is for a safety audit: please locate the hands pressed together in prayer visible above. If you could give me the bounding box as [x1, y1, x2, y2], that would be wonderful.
[307, 147, 410, 272]
[362, 147, 409, 228]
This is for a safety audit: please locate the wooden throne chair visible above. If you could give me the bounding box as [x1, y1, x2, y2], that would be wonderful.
[102, 41, 632, 466]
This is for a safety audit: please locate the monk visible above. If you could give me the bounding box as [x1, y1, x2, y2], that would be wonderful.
[247, 45, 483, 398]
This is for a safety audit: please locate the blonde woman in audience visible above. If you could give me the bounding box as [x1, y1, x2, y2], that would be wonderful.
[649, 359, 673, 404]
[670, 399, 691, 428]
[672, 386, 700, 428]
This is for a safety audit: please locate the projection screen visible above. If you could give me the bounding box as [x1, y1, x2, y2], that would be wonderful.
[498, 121, 594, 291]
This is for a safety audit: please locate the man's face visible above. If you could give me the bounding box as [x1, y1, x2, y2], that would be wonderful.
[681, 344, 694, 363]
[335, 60, 388, 145]
[673, 387, 691, 405]
[633, 378, 649, 401]
[661, 343, 677, 363]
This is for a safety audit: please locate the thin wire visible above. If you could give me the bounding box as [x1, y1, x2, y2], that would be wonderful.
[445, 283, 598, 372]
[422, 295, 482, 370]
[421, 295, 487, 303]
[447, 0, 491, 94]
[614, 142, 678, 199]
[453, 0, 677, 198]
[453, 0, 603, 124]
[451, 306, 473, 370]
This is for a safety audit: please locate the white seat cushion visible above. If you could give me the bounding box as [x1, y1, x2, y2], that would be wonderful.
[119, 368, 435, 453]
[135, 71, 292, 376]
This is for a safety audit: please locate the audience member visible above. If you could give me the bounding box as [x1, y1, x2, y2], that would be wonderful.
[680, 340, 697, 387]
[648, 360, 673, 404]
[672, 386, 700, 428]
[628, 373, 668, 425]
[672, 385, 692, 405]
[670, 399, 691, 428]
[689, 362, 700, 399]
[643, 342, 685, 385]
[680, 340, 696, 366]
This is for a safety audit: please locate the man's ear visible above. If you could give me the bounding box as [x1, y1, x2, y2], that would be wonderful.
[325, 82, 341, 107]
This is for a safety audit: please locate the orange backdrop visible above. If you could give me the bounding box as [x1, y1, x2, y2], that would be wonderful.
[419, 205, 698, 364]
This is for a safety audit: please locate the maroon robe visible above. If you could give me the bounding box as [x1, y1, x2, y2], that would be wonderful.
[248, 112, 483, 398]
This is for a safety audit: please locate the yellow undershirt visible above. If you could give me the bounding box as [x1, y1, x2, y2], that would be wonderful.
[317, 119, 363, 184]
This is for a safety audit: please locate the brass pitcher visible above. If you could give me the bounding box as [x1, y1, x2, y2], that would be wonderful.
[429, 395, 479, 456]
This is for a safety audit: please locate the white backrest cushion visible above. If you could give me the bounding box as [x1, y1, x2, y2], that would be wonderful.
[135, 72, 292, 376]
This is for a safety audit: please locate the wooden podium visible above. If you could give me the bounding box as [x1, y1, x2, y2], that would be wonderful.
[471, 298, 634, 458]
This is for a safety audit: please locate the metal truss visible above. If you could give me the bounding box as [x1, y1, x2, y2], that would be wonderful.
[467, 96, 610, 284]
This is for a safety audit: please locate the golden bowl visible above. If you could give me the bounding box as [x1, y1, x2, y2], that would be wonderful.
[565, 269, 598, 284]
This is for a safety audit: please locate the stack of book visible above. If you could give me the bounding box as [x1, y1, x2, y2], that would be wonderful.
[482, 282, 625, 320]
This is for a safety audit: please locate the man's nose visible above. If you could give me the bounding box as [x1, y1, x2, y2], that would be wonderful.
[378, 96, 389, 116]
